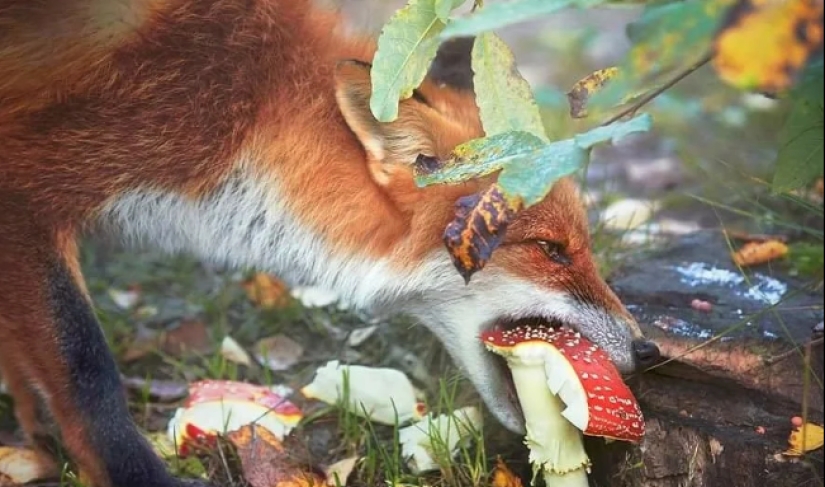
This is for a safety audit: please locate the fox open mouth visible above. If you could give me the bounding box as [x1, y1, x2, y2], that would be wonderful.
[487, 316, 573, 416]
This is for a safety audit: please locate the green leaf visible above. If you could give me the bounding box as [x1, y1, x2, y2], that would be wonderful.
[772, 72, 824, 192]
[420, 115, 654, 281]
[417, 114, 653, 207]
[471, 32, 548, 141]
[414, 131, 546, 186]
[499, 114, 653, 206]
[435, 0, 465, 21]
[591, 0, 735, 110]
[497, 139, 586, 206]
[370, 0, 446, 123]
[441, 0, 602, 39]
[573, 112, 653, 149]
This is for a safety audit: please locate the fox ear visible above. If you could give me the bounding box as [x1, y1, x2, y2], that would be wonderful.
[334, 60, 437, 170]
[334, 60, 389, 161]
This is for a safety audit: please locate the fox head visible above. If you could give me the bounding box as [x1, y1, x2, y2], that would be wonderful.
[328, 39, 660, 434]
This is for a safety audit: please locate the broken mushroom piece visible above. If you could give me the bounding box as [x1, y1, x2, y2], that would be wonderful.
[167, 380, 303, 457]
[482, 325, 645, 486]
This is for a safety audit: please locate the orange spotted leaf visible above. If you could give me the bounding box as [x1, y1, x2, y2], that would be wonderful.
[445, 184, 521, 283]
[567, 67, 620, 118]
[243, 273, 292, 309]
[732, 240, 789, 267]
[227, 425, 323, 487]
[713, 0, 824, 93]
[491, 457, 523, 487]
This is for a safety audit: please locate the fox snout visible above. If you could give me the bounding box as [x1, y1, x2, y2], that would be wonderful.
[579, 312, 661, 374]
[572, 281, 661, 374]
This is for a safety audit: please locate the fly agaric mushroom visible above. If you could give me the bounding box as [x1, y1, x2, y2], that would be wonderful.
[167, 380, 303, 457]
[481, 324, 645, 486]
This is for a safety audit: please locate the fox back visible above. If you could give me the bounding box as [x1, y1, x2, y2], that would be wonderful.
[0, 2, 658, 486]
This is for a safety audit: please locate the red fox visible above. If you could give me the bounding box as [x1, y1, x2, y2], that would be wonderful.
[0, 1, 660, 486]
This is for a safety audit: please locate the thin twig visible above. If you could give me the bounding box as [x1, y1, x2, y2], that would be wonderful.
[601, 53, 713, 126]
[764, 336, 824, 365]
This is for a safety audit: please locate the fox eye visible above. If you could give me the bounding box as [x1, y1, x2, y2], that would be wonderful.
[536, 240, 571, 265]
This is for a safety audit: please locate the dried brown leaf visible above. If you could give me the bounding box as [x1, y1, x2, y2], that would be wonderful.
[228, 425, 323, 487]
[254, 335, 304, 372]
[244, 273, 292, 309]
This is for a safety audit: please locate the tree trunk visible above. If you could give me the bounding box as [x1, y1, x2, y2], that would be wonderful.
[588, 232, 824, 487]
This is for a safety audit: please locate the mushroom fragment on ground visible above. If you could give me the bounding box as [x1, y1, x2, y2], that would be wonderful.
[300, 360, 426, 425]
[167, 380, 303, 456]
[398, 406, 483, 473]
[481, 324, 645, 486]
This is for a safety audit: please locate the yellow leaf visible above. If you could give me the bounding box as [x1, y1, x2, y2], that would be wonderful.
[713, 0, 824, 93]
[243, 273, 291, 309]
[491, 457, 523, 487]
[567, 67, 620, 118]
[784, 422, 824, 456]
[731, 239, 789, 267]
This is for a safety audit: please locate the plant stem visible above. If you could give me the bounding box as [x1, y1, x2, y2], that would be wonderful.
[601, 53, 713, 126]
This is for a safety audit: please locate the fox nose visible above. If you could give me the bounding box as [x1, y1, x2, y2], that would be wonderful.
[632, 339, 661, 368]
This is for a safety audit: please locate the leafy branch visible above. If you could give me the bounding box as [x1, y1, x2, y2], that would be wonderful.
[368, 0, 824, 280]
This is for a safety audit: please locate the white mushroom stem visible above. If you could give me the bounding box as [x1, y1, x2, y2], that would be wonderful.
[505, 351, 591, 487]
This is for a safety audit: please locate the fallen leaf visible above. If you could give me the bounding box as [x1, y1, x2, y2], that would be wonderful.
[0, 447, 58, 485]
[289, 286, 343, 309]
[168, 380, 303, 456]
[713, 0, 824, 93]
[443, 185, 521, 283]
[491, 457, 523, 487]
[243, 273, 292, 309]
[221, 335, 254, 367]
[123, 320, 213, 362]
[567, 67, 620, 118]
[254, 335, 304, 372]
[599, 199, 660, 232]
[726, 230, 789, 243]
[301, 360, 425, 425]
[122, 376, 188, 402]
[107, 285, 141, 310]
[161, 319, 213, 357]
[399, 406, 482, 473]
[732, 240, 789, 267]
[784, 421, 824, 456]
[228, 425, 324, 487]
[323, 456, 360, 486]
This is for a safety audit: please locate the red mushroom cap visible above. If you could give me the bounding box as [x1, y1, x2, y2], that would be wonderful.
[481, 325, 645, 443]
[169, 380, 305, 456]
[186, 380, 302, 418]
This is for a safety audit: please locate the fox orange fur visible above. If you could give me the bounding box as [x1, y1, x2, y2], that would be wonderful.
[0, 1, 659, 486]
